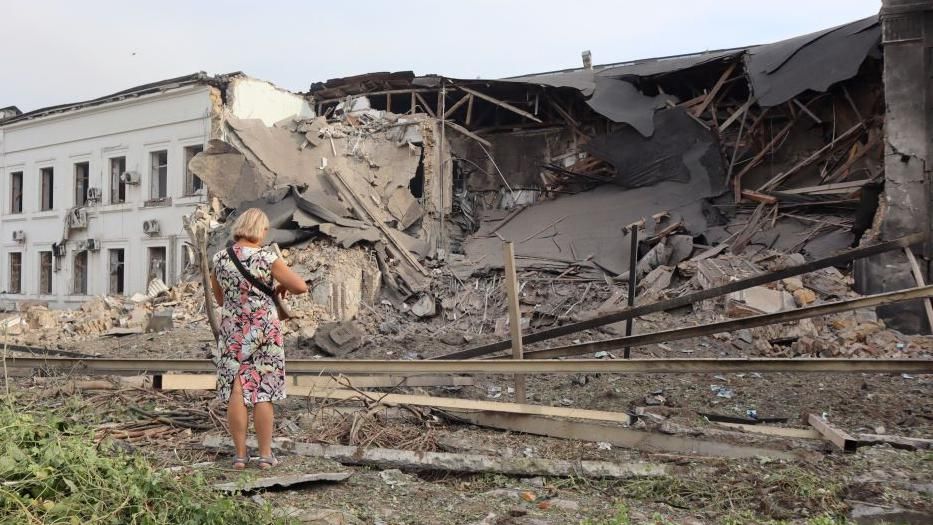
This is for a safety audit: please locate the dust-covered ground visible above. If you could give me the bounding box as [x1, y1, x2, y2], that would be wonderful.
[4, 263, 933, 523]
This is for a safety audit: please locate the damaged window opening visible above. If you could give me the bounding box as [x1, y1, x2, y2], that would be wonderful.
[410, 148, 425, 198]
[40, 167, 54, 211]
[147, 246, 166, 284]
[150, 150, 168, 200]
[73, 251, 88, 295]
[181, 244, 194, 273]
[109, 249, 125, 295]
[39, 251, 53, 295]
[10, 171, 23, 214]
[8, 252, 22, 294]
[184, 145, 204, 195]
[74, 162, 90, 206]
[110, 157, 126, 204]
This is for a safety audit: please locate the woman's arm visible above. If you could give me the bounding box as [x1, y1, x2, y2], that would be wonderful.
[210, 273, 224, 305]
[271, 259, 309, 296]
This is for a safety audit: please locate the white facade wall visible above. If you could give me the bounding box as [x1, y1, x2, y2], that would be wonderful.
[0, 86, 215, 307]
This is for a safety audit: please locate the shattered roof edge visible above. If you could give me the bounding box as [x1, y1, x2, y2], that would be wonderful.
[500, 46, 754, 81]
[0, 71, 245, 126]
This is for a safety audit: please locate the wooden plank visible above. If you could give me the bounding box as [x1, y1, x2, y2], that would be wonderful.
[329, 169, 429, 277]
[435, 232, 925, 360]
[465, 93, 474, 125]
[781, 180, 871, 195]
[547, 97, 588, 141]
[731, 202, 771, 254]
[856, 433, 933, 450]
[7, 357, 933, 375]
[720, 96, 756, 132]
[451, 411, 798, 461]
[516, 286, 933, 360]
[502, 242, 526, 403]
[903, 248, 933, 333]
[414, 92, 436, 118]
[203, 435, 668, 479]
[716, 422, 822, 440]
[740, 189, 778, 205]
[791, 98, 822, 124]
[456, 85, 543, 123]
[161, 374, 475, 391]
[692, 63, 737, 117]
[808, 413, 857, 452]
[758, 121, 864, 192]
[305, 389, 632, 425]
[443, 94, 471, 119]
[733, 109, 800, 200]
[443, 120, 492, 148]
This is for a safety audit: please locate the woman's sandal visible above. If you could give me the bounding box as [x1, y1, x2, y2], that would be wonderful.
[257, 455, 278, 470]
[232, 455, 249, 470]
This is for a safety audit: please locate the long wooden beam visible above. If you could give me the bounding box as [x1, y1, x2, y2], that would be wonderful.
[304, 389, 632, 425]
[808, 414, 857, 452]
[160, 374, 475, 391]
[450, 411, 798, 461]
[436, 233, 925, 360]
[6, 357, 932, 375]
[455, 85, 543, 123]
[512, 286, 933, 360]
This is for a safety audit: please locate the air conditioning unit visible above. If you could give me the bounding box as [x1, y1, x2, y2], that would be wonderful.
[12, 230, 25, 243]
[142, 219, 161, 235]
[70, 208, 88, 228]
[87, 187, 102, 202]
[75, 239, 101, 252]
[120, 171, 141, 185]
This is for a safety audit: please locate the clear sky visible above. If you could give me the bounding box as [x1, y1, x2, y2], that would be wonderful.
[2, 0, 881, 113]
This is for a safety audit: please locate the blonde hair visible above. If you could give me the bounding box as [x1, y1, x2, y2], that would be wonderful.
[231, 208, 270, 243]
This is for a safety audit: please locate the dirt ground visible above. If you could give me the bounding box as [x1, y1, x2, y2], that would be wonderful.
[6, 272, 933, 524]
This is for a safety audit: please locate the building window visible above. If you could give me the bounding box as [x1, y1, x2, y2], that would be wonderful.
[110, 157, 127, 204]
[39, 251, 53, 295]
[8, 253, 22, 294]
[109, 249, 125, 295]
[147, 247, 167, 284]
[10, 171, 23, 214]
[74, 162, 90, 206]
[150, 150, 168, 200]
[184, 145, 204, 195]
[73, 251, 88, 295]
[40, 167, 54, 211]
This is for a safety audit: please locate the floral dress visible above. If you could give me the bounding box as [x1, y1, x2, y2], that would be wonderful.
[212, 245, 285, 407]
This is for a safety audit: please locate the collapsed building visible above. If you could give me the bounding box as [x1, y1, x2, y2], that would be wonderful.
[188, 12, 929, 335]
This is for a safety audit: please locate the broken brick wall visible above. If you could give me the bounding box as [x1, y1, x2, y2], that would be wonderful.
[855, 1, 933, 333]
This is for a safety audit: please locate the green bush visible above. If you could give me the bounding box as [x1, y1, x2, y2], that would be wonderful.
[0, 405, 278, 524]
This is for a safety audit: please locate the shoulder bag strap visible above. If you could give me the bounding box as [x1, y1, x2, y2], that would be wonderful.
[226, 247, 275, 298]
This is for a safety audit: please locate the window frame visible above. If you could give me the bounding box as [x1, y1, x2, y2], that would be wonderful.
[9, 171, 24, 214]
[109, 156, 127, 204]
[8, 252, 23, 295]
[149, 150, 168, 201]
[39, 166, 54, 211]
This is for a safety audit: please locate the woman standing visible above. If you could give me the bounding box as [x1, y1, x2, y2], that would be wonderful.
[211, 208, 308, 470]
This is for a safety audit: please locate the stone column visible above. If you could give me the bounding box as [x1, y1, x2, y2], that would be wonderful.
[856, 0, 933, 333]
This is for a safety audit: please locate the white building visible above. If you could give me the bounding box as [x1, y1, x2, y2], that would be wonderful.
[0, 72, 312, 308]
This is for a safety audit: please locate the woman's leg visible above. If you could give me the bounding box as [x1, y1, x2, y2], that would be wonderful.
[227, 377, 249, 459]
[254, 401, 274, 458]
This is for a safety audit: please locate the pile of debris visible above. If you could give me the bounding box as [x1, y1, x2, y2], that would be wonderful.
[0, 280, 204, 346]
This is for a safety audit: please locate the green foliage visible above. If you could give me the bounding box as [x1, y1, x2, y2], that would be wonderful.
[0, 405, 278, 524]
